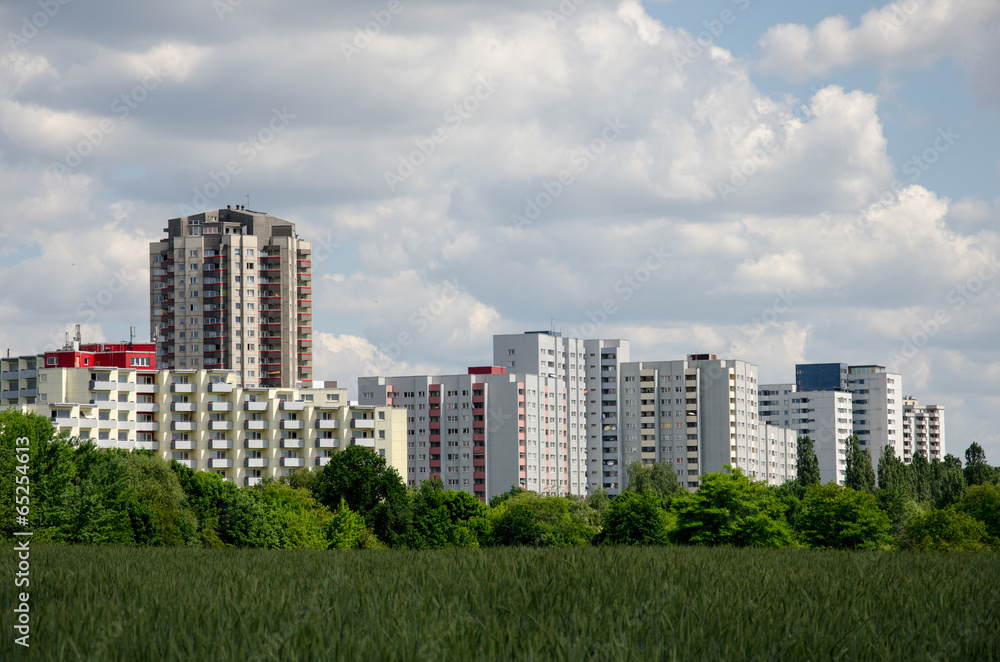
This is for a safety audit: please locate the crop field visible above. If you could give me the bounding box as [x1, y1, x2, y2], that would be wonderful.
[3, 545, 999, 661]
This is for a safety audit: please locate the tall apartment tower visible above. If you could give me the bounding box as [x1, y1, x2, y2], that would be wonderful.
[150, 208, 313, 388]
[359, 367, 584, 501]
[492, 332, 630, 495]
[795, 362, 904, 466]
[902, 396, 946, 462]
[617, 355, 792, 490]
[759, 383, 853, 485]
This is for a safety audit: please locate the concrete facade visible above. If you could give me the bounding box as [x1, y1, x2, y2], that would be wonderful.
[150, 208, 313, 389]
[902, 396, 946, 462]
[359, 367, 585, 501]
[4, 364, 405, 485]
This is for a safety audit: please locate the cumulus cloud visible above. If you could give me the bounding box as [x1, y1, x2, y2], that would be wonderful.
[0, 0, 997, 458]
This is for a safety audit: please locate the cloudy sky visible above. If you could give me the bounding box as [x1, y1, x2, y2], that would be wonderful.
[1, 0, 998, 462]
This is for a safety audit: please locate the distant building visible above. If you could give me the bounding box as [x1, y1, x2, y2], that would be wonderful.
[616, 355, 794, 489]
[492, 331, 630, 494]
[902, 396, 946, 462]
[2, 353, 405, 485]
[359, 366, 587, 501]
[150, 208, 313, 389]
[760, 383, 853, 484]
[795, 362, 903, 467]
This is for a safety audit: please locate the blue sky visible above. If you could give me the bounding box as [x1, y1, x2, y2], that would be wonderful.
[0, 0, 997, 462]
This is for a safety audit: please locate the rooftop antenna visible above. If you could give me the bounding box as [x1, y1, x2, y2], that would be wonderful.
[550, 318, 557, 334]
[129, 326, 136, 346]
[73, 324, 82, 343]
[245, 194, 250, 210]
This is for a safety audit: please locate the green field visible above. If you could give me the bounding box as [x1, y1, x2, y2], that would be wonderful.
[3, 546, 999, 661]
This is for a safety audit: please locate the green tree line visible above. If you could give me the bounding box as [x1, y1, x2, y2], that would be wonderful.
[3, 411, 999, 551]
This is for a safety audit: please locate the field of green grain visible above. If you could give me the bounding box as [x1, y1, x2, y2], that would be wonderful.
[3, 546, 999, 661]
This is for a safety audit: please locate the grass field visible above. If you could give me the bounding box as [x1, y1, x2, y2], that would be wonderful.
[3, 545, 999, 660]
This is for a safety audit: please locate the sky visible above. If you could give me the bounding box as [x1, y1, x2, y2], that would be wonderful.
[0, 0, 998, 463]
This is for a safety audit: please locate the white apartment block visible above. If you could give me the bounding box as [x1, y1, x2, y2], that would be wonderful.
[846, 365, 904, 466]
[4, 364, 405, 485]
[359, 367, 586, 501]
[902, 396, 946, 462]
[150, 208, 313, 389]
[616, 355, 791, 489]
[760, 384, 853, 485]
[492, 331, 630, 495]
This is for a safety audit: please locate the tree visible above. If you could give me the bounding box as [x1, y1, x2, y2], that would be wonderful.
[877, 445, 910, 495]
[327, 499, 383, 549]
[964, 442, 993, 487]
[907, 452, 932, 503]
[172, 464, 238, 547]
[280, 466, 321, 493]
[314, 445, 410, 546]
[219, 488, 284, 548]
[797, 483, 892, 550]
[796, 435, 821, 486]
[485, 492, 597, 547]
[900, 508, 989, 551]
[957, 483, 1000, 544]
[671, 468, 794, 548]
[626, 460, 684, 500]
[1, 410, 78, 542]
[256, 482, 333, 549]
[844, 435, 876, 493]
[407, 481, 485, 549]
[124, 452, 197, 546]
[601, 491, 672, 545]
[930, 455, 966, 509]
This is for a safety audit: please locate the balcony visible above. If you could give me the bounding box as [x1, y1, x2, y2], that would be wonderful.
[171, 440, 196, 450]
[244, 420, 268, 430]
[315, 419, 339, 430]
[173, 459, 196, 469]
[209, 421, 233, 431]
[280, 457, 305, 468]
[171, 421, 196, 431]
[352, 437, 375, 448]
[89, 380, 115, 391]
[171, 383, 195, 393]
[209, 382, 234, 393]
[19, 388, 38, 398]
[280, 419, 303, 430]
[1, 390, 18, 401]
[19, 368, 37, 379]
[315, 456, 332, 467]
[244, 401, 268, 412]
[244, 457, 269, 468]
[244, 439, 268, 450]
[209, 439, 232, 450]
[170, 402, 196, 412]
[351, 419, 376, 429]
[280, 438, 304, 449]
[280, 401, 305, 411]
[136, 421, 160, 432]
[209, 458, 233, 469]
[208, 402, 232, 412]
[244, 476, 262, 487]
[315, 438, 339, 448]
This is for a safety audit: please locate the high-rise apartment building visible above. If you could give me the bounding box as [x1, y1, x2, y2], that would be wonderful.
[796, 362, 904, 467]
[150, 208, 312, 389]
[4, 358, 405, 485]
[759, 383, 853, 484]
[615, 355, 791, 489]
[492, 331, 630, 494]
[902, 396, 946, 462]
[359, 366, 587, 501]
